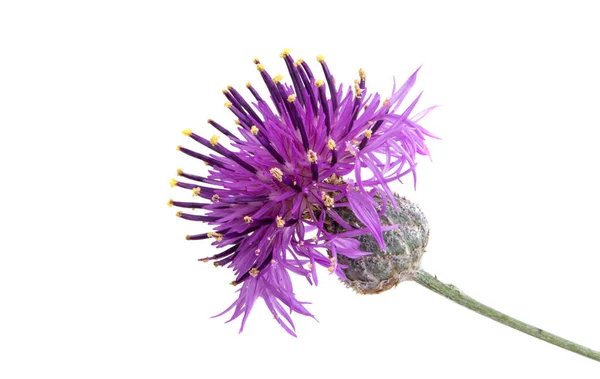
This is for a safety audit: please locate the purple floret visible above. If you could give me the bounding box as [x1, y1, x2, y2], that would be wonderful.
[171, 50, 435, 335]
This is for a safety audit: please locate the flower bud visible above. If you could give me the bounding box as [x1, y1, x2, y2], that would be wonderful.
[327, 194, 429, 294]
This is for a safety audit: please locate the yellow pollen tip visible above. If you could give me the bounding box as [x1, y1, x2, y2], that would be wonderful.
[207, 231, 223, 242]
[176, 168, 183, 175]
[307, 149, 318, 163]
[176, 211, 182, 217]
[207, 118, 213, 123]
[365, 130, 372, 139]
[383, 98, 389, 106]
[256, 63, 265, 72]
[316, 54, 325, 63]
[224, 101, 232, 108]
[211, 194, 220, 202]
[168, 199, 173, 207]
[328, 266, 334, 273]
[213, 262, 220, 267]
[222, 89, 228, 94]
[322, 192, 334, 207]
[270, 167, 283, 182]
[227, 85, 232, 90]
[359, 68, 366, 79]
[244, 216, 253, 224]
[192, 187, 201, 197]
[230, 281, 238, 286]
[276, 216, 285, 228]
[315, 80, 324, 88]
[287, 94, 296, 103]
[249, 267, 260, 277]
[182, 128, 192, 136]
[280, 48, 291, 58]
[170, 179, 178, 187]
[210, 135, 220, 146]
[250, 125, 259, 135]
[253, 57, 260, 64]
[327, 138, 336, 150]
[273, 74, 284, 83]
[176, 145, 181, 150]
[185, 235, 191, 240]
[234, 119, 241, 125]
[246, 81, 251, 88]
[294, 58, 304, 67]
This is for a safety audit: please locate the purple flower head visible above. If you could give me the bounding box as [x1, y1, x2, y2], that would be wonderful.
[170, 49, 435, 336]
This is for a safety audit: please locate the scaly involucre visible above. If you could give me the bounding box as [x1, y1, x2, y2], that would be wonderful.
[171, 50, 435, 336]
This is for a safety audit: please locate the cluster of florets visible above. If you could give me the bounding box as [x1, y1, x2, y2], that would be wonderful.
[170, 49, 434, 335]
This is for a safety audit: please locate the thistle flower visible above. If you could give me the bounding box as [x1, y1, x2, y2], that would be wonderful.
[170, 49, 435, 336]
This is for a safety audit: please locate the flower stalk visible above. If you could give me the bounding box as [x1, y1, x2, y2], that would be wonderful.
[412, 269, 600, 362]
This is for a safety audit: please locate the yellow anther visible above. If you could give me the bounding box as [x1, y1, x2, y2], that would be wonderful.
[327, 139, 336, 150]
[210, 135, 220, 146]
[250, 125, 259, 135]
[170, 179, 178, 188]
[253, 57, 260, 64]
[383, 98, 389, 106]
[203, 161, 210, 166]
[364, 129, 372, 139]
[176, 145, 181, 150]
[177, 168, 183, 175]
[185, 235, 191, 240]
[280, 48, 291, 58]
[321, 192, 334, 207]
[306, 263, 312, 270]
[294, 58, 304, 67]
[354, 83, 363, 97]
[256, 63, 265, 72]
[244, 216, 253, 224]
[368, 120, 374, 125]
[211, 194, 220, 202]
[276, 216, 285, 228]
[287, 94, 296, 103]
[222, 88, 228, 94]
[207, 231, 223, 242]
[270, 167, 283, 182]
[182, 128, 192, 136]
[316, 54, 325, 63]
[359, 68, 366, 80]
[328, 266, 334, 273]
[315, 80, 324, 88]
[213, 262, 220, 267]
[176, 211, 182, 217]
[249, 267, 260, 277]
[246, 81, 252, 88]
[227, 85, 232, 90]
[354, 79, 360, 84]
[192, 187, 201, 197]
[167, 199, 173, 207]
[307, 150, 318, 163]
[234, 119, 241, 125]
[312, 236, 318, 241]
[224, 101, 232, 108]
[273, 74, 284, 83]
[230, 281, 238, 286]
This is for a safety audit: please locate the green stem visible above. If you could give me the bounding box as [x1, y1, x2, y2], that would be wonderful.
[412, 269, 600, 362]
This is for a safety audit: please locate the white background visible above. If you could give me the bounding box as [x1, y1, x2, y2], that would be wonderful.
[1, 0, 599, 377]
